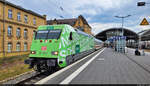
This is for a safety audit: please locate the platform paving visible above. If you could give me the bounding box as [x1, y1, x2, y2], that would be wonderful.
[37, 48, 150, 84]
[70, 48, 150, 84]
[125, 48, 150, 74]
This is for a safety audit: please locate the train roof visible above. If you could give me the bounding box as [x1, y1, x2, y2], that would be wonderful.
[94, 38, 103, 43]
[75, 29, 93, 38]
[37, 24, 72, 30]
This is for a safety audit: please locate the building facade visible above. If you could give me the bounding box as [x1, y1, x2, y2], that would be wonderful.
[0, 0, 46, 58]
[47, 15, 92, 35]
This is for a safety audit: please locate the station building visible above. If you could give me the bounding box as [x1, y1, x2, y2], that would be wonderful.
[0, 0, 46, 58]
[47, 15, 92, 35]
[95, 28, 139, 48]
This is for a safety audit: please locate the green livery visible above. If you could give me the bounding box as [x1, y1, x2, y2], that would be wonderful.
[25, 24, 95, 72]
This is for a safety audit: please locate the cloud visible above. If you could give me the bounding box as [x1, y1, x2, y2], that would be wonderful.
[90, 21, 150, 36]
[6, 0, 150, 35]
[90, 22, 122, 35]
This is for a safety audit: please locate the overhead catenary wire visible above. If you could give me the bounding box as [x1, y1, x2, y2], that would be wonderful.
[47, 0, 70, 19]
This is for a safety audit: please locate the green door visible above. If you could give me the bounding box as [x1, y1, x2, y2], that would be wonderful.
[75, 45, 80, 54]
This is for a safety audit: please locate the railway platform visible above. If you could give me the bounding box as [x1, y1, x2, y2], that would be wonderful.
[36, 48, 150, 84]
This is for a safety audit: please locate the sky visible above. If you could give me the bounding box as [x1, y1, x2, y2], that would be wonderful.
[7, 0, 150, 35]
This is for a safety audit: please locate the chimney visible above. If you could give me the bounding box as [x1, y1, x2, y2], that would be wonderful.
[43, 15, 47, 25]
[43, 15, 47, 19]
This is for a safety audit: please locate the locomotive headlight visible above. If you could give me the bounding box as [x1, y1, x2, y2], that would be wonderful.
[51, 51, 58, 55]
[31, 51, 36, 54]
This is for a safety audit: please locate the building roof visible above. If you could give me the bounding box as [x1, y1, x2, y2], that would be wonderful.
[47, 15, 91, 28]
[138, 29, 150, 36]
[0, 0, 46, 19]
[47, 18, 77, 26]
[138, 29, 150, 41]
[95, 28, 139, 41]
[78, 15, 91, 28]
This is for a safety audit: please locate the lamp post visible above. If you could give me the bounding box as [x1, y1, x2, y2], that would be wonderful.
[114, 15, 131, 36]
[114, 15, 131, 53]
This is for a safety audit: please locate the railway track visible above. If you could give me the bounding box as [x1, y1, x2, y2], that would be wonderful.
[16, 67, 61, 84]
[16, 71, 50, 84]
[2, 68, 60, 84]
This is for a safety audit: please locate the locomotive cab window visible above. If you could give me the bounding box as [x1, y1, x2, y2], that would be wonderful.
[35, 29, 62, 39]
[35, 30, 48, 39]
[47, 29, 61, 39]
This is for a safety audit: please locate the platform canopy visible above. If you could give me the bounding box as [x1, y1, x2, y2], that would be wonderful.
[95, 28, 139, 41]
[138, 29, 150, 41]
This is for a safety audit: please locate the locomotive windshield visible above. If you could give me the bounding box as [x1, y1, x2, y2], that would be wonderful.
[47, 29, 61, 39]
[35, 30, 48, 39]
[35, 29, 62, 39]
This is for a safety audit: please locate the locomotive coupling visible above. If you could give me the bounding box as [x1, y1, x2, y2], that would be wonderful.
[24, 58, 33, 64]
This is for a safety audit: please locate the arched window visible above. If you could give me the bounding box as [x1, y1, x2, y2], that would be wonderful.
[33, 30, 36, 38]
[8, 26, 12, 36]
[8, 42, 12, 52]
[16, 42, 21, 51]
[24, 29, 28, 39]
[33, 30, 36, 35]
[16, 28, 21, 37]
[24, 42, 27, 51]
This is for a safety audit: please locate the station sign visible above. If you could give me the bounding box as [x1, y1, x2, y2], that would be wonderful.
[107, 36, 126, 42]
[112, 36, 126, 40]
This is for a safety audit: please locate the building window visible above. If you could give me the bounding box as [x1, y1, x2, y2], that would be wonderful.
[17, 12, 21, 21]
[78, 20, 80, 25]
[33, 18, 36, 25]
[8, 9, 12, 19]
[16, 28, 21, 38]
[78, 27, 84, 31]
[8, 26, 12, 36]
[24, 42, 27, 51]
[16, 42, 20, 51]
[24, 29, 28, 39]
[72, 22, 75, 25]
[33, 30, 36, 35]
[7, 42, 12, 52]
[24, 15, 28, 23]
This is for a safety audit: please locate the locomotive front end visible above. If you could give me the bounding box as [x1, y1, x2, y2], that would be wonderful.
[25, 26, 63, 72]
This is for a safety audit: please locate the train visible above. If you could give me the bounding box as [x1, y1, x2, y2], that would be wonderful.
[24, 24, 103, 72]
[94, 38, 103, 50]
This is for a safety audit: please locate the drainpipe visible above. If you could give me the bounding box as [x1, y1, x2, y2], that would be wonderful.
[3, 0, 6, 57]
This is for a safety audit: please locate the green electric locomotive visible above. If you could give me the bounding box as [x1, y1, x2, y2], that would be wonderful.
[25, 24, 95, 72]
